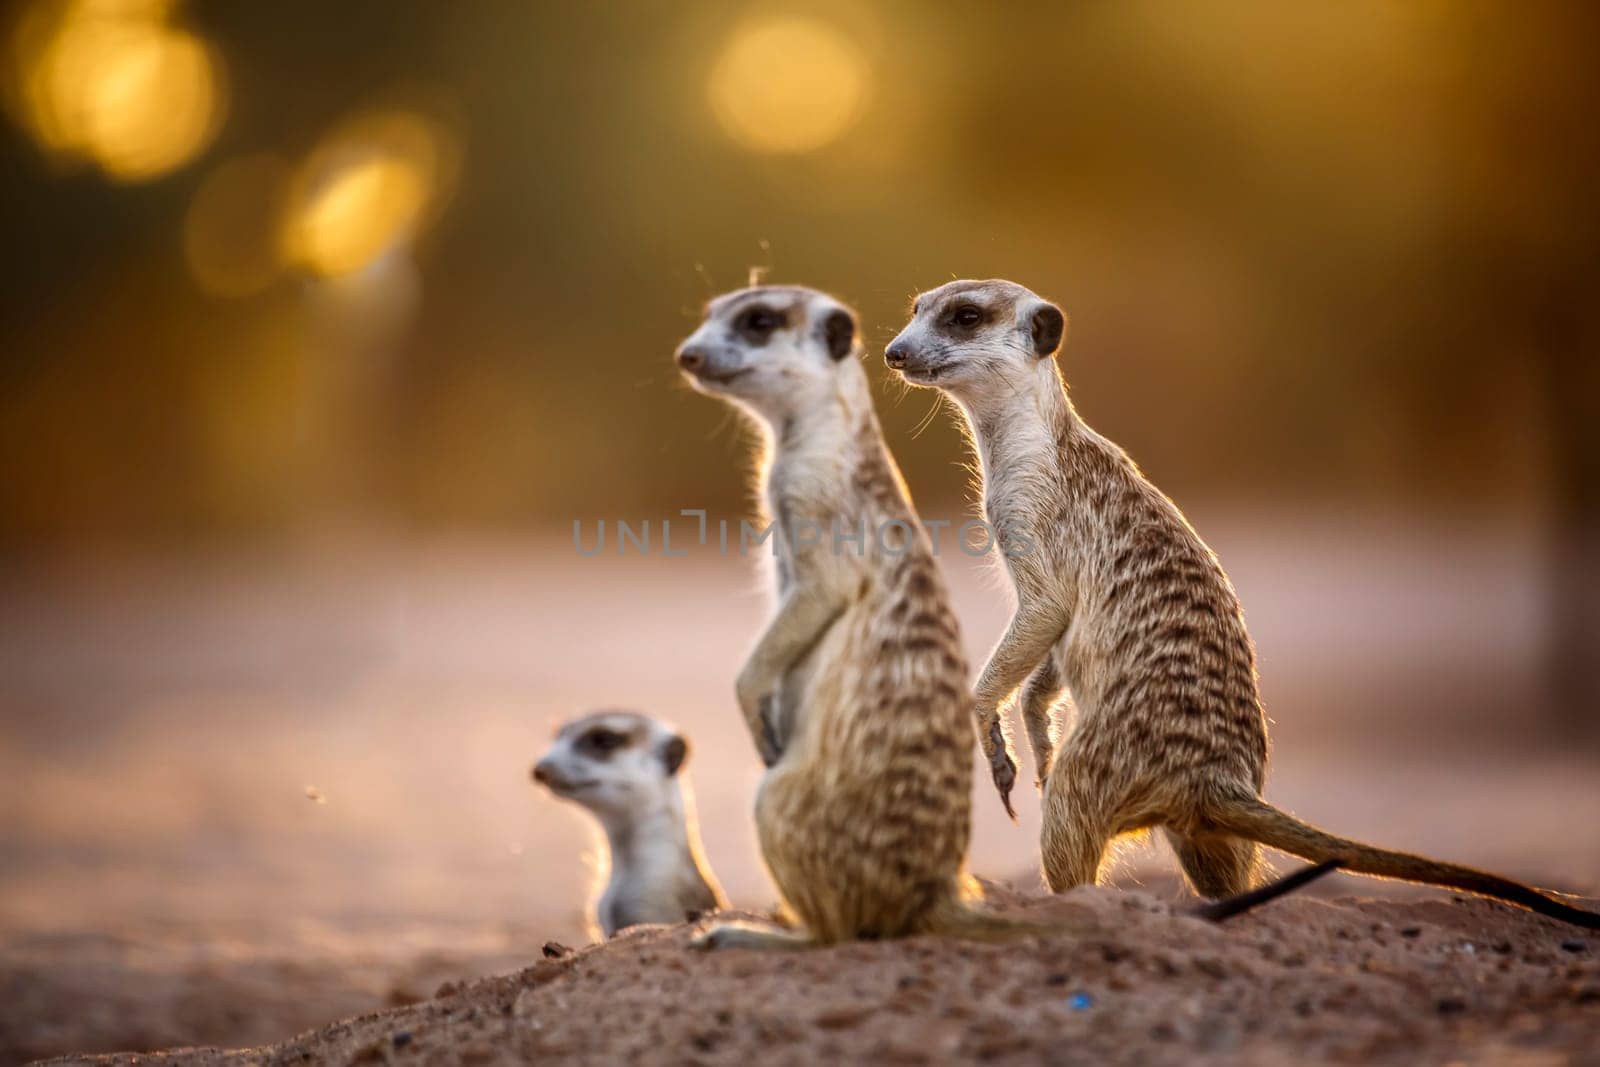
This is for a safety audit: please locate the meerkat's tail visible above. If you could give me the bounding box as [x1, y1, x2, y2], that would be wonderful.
[1190, 858, 1343, 922]
[1211, 792, 1600, 930]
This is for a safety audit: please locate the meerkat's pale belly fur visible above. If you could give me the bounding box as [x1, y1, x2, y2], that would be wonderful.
[756, 415, 975, 942]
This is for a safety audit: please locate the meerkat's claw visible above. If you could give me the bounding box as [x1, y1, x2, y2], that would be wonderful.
[993, 759, 1018, 821]
[986, 720, 1018, 820]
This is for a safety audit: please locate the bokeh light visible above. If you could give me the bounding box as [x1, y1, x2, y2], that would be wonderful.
[707, 17, 869, 154]
[9, 0, 225, 181]
[282, 110, 459, 278]
[183, 154, 291, 297]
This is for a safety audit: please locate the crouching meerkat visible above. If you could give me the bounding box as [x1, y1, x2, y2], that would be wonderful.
[533, 710, 725, 938]
[885, 278, 1600, 930]
[675, 284, 1336, 947]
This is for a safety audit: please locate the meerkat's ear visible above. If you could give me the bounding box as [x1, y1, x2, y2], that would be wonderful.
[1029, 302, 1066, 358]
[822, 308, 856, 361]
[660, 734, 689, 776]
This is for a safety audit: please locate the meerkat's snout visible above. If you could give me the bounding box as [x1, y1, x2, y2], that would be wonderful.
[673, 335, 751, 388]
[883, 329, 944, 383]
[883, 338, 913, 370]
[674, 344, 707, 372]
[530, 757, 578, 791]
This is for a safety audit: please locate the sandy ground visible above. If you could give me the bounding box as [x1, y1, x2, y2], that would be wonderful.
[31, 885, 1600, 1067]
[2, 515, 1597, 1062]
[0, 920, 535, 1063]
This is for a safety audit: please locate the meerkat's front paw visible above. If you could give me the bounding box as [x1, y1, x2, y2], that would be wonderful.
[756, 695, 783, 767]
[986, 719, 1018, 820]
[735, 672, 783, 767]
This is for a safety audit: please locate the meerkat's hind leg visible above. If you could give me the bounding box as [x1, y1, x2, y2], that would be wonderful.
[1039, 754, 1117, 892]
[1165, 829, 1259, 899]
[690, 920, 813, 952]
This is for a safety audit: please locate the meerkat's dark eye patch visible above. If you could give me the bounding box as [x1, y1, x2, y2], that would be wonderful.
[822, 309, 855, 361]
[579, 727, 628, 758]
[945, 303, 988, 330]
[734, 304, 785, 344]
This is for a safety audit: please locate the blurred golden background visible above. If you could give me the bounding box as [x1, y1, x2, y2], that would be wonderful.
[1, 1, 1597, 1058]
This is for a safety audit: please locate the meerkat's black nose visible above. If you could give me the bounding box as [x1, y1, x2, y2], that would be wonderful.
[531, 761, 553, 785]
[676, 345, 707, 371]
[885, 341, 912, 369]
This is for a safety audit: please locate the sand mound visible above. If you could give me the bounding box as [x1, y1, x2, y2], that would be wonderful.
[41, 886, 1599, 1066]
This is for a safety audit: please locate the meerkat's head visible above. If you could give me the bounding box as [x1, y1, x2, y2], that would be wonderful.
[885, 279, 1066, 405]
[532, 710, 691, 821]
[675, 284, 862, 424]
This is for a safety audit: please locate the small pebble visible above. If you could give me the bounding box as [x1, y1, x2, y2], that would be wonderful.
[1400, 927, 1422, 939]
[1044, 972, 1069, 986]
[1560, 939, 1587, 954]
[392, 1032, 413, 1049]
[1436, 998, 1467, 1015]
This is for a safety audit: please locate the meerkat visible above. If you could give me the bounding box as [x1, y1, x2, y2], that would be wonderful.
[532, 710, 726, 938]
[674, 284, 1336, 948]
[884, 278, 1600, 930]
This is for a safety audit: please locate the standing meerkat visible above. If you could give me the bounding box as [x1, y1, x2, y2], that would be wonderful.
[674, 284, 991, 947]
[885, 278, 1600, 929]
[675, 284, 1336, 947]
[533, 710, 725, 938]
